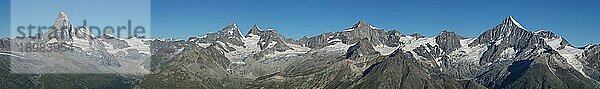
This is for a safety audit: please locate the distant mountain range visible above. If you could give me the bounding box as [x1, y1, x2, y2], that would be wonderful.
[1, 12, 599, 89]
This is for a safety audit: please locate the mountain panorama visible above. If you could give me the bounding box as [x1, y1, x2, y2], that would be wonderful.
[1, 12, 600, 89]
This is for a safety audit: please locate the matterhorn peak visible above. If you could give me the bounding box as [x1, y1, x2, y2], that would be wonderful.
[57, 11, 70, 22]
[41, 11, 76, 42]
[51, 11, 72, 31]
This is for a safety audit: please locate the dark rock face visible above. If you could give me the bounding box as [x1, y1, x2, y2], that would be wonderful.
[149, 39, 186, 70]
[385, 30, 405, 47]
[346, 39, 380, 59]
[435, 31, 464, 54]
[584, 44, 600, 81]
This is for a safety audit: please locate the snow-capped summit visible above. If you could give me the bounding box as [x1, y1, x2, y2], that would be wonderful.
[352, 19, 376, 29]
[345, 19, 378, 31]
[246, 24, 262, 37]
[222, 23, 243, 37]
[469, 16, 540, 47]
[505, 16, 525, 29]
[54, 11, 71, 27]
[189, 23, 246, 50]
[43, 11, 76, 41]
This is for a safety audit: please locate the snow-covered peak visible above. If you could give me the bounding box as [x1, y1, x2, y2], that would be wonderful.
[226, 23, 239, 29]
[57, 11, 70, 22]
[219, 23, 243, 38]
[347, 19, 377, 30]
[51, 11, 72, 31]
[247, 25, 262, 37]
[504, 16, 525, 29]
[251, 25, 262, 31]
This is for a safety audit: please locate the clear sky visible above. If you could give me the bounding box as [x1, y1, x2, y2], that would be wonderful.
[2, 0, 600, 46]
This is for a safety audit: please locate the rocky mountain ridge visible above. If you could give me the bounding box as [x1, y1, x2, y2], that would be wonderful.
[1, 12, 599, 89]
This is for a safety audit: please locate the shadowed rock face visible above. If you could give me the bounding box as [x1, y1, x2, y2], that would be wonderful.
[346, 39, 380, 59]
[584, 45, 600, 82]
[385, 30, 405, 47]
[435, 30, 464, 54]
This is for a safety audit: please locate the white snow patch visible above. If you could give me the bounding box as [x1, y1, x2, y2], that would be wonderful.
[344, 29, 355, 32]
[374, 45, 399, 55]
[508, 16, 526, 29]
[197, 43, 212, 48]
[543, 37, 590, 79]
[322, 42, 353, 52]
[448, 38, 487, 64]
[328, 39, 342, 43]
[500, 47, 517, 61]
[401, 37, 436, 51]
[224, 35, 262, 62]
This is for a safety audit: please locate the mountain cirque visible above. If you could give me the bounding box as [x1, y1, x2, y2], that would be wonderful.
[1, 12, 600, 89]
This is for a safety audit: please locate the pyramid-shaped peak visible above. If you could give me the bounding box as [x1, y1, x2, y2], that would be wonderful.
[53, 11, 71, 27]
[358, 19, 368, 25]
[247, 24, 262, 37]
[352, 19, 371, 28]
[502, 16, 525, 29]
[251, 24, 261, 31]
[222, 23, 239, 31]
[58, 11, 69, 19]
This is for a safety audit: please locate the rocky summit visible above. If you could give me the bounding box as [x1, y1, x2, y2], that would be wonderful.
[1, 13, 600, 89]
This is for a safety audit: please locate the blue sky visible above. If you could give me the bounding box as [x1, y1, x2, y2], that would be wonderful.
[2, 0, 600, 46]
